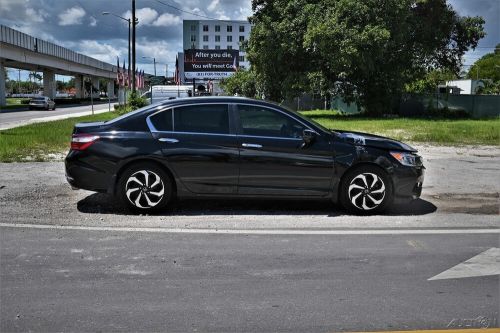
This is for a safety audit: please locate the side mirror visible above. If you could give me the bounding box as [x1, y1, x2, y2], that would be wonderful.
[302, 129, 317, 146]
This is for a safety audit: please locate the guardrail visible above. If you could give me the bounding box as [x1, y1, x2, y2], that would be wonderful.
[0, 25, 116, 72]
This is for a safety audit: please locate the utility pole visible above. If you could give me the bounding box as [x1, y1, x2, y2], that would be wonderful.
[131, 0, 136, 91]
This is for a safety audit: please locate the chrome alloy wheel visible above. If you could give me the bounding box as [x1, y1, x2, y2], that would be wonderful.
[348, 172, 386, 210]
[125, 170, 165, 209]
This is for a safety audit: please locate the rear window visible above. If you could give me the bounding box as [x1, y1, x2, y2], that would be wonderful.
[149, 109, 173, 131]
[173, 104, 229, 134]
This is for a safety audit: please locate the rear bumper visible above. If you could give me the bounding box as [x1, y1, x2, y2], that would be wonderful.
[65, 151, 113, 193]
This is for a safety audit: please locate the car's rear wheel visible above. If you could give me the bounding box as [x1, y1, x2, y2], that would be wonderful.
[339, 165, 393, 215]
[117, 163, 173, 213]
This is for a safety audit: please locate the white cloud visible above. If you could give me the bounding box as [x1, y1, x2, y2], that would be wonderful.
[77, 40, 123, 64]
[122, 7, 158, 26]
[207, 0, 220, 12]
[26, 7, 49, 23]
[152, 13, 182, 27]
[0, 0, 19, 12]
[58, 6, 86, 26]
[215, 10, 229, 20]
[89, 17, 97, 27]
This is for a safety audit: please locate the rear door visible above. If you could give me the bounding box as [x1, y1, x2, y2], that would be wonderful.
[235, 104, 334, 196]
[148, 103, 239, 194]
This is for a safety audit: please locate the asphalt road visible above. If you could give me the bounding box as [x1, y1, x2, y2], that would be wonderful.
[1, 227, 498, 332]
[0, 103, 111, 130]
[0, 145, 498, 332]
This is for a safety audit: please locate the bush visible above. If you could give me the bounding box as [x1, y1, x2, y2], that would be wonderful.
[128, 91, 148, 110]
[113, 104, 134, 115]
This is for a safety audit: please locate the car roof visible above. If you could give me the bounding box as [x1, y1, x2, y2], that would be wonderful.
[154, 96, 281, 108]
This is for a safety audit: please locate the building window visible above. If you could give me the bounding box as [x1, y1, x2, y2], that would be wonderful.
[203, 45, 209, 49]
[215, 25, 220, 32]
[227, 25, 232, 32]
[239, 44, 245, 51]
[239, 55, 245, 62]
[215, 35, 220, 42]
[203, 35, 209, 42]
[239, 36, 245, 42]
[227, 35, 232, 42]
[203, 25, 209, 32]
[239, 26, 245, 32]
[227, 45, 233, 50]
[190, 25, 196, 31]
[215, 45, 220, 50]
[190, 34, 196, 42]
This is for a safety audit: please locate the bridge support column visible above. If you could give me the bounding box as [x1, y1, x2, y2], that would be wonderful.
[74, 75, 83, 98]
[107, 80, 115, 98]
[43, 69, 56, 99]
[91, 77, 100, 98]
[0, 62, 6, 107]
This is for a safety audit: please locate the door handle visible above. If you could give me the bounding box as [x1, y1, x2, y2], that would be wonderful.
[242, 143, 262, 148]
[158, 138, 179, 143]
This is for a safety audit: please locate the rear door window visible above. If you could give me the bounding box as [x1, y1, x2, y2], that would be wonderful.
[173, 104, 229, 134]
[149, 109, 173, 131]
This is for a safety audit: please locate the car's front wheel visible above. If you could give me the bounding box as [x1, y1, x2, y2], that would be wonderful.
[339, 165, 393, 215]
[117, 163, 173, 213]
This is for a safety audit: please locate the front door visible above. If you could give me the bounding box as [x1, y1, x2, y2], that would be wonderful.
[236, 104, 334, 196]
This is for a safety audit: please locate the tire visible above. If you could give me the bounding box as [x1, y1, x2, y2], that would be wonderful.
[339, 165, 393, 215]
[117, 163, 173, 213]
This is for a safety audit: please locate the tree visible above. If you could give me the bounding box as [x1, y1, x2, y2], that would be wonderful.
[466, 43, 500, 82]
[219, 69, 258, 97]
[405, 68, 458, 94]
[248, 0, 485, 115]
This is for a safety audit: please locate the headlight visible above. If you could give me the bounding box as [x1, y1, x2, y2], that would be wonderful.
[390, 151, 421, 166]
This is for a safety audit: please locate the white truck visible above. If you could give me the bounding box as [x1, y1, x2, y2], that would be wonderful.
[141, 85, 193, 104]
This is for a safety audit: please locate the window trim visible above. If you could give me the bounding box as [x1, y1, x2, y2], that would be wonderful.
[145, 102, 319, 140]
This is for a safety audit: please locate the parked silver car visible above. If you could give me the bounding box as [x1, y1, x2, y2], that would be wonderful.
[29, 96, 56, 110]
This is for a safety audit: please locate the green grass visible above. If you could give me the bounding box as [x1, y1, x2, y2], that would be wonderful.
[6, 98, 30, 105]
[301, 110, 500, 146]
[0, 109, 498, 162]
[0, 112, 117, 162]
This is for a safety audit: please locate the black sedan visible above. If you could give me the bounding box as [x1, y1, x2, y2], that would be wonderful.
[65, 97, 424, 214]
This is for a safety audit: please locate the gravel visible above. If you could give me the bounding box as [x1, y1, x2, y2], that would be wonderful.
[0, 144, 498, 230]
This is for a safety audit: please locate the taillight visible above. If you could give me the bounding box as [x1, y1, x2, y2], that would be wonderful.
[71, 134, 100, 150]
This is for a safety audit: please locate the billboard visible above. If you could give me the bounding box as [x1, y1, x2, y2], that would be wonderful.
[184, 49, 239, 80]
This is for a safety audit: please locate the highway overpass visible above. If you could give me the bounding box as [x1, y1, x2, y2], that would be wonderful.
[0, 25, 119, 106]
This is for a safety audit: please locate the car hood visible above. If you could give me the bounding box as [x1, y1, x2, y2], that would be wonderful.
[334, 130, 417, 152]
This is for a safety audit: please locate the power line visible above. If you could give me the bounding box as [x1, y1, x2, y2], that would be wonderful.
[154, 0, 249, 23]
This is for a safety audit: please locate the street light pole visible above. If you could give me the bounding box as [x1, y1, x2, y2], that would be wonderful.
[101, 11, 132, 102]
[142, 56, 156, 76]
[132, 0, 136, 91]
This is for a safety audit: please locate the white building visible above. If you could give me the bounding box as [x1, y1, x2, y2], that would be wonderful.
[445, 79, 485, 95]
[182, 20, 252, 70]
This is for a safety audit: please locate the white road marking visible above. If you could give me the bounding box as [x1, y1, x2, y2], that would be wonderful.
[428, 247, 500, 280]
[0, 222, 499, 235]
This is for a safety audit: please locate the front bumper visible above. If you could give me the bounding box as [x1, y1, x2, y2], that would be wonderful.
[392, 165, 425, 204]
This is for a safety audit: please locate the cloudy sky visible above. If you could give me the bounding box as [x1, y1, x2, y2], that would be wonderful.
[0, 0, 498, 80]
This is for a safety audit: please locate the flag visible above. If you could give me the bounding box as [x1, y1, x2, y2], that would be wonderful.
[232, 56, 238, 71]
[123, 62, 127, 87]
[116, 57, 120, 85]
[135, 67, 138, 88]
[174, 55, 179, 85]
